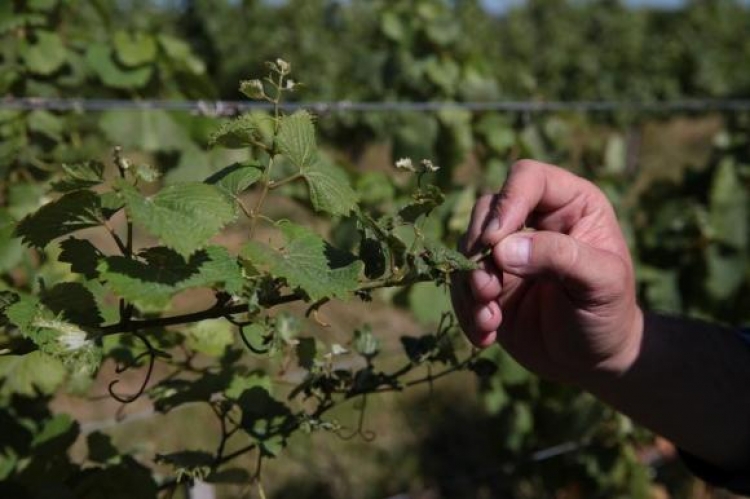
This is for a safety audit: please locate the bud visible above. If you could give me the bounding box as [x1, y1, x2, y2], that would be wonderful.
[285, 79, 297, 91]
[276, 58, 291, 75]
[240, 79, 265, 99]
[395, 157, 415, 172]
[421, 159, 440, 173]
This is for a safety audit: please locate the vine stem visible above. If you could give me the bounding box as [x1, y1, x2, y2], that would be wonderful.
[469, 246, 493, 264]
[248, 156, 275, 239]
[98, 270, 438, 336]
[268, 172, 302, 190]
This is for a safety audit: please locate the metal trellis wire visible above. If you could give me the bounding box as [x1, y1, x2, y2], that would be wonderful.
[3, 97, 750, 116]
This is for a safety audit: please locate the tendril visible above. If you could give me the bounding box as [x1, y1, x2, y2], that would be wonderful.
[108, 332, 159, 404]
[238, 323, 271, 355]
[336, 394, 376, 442]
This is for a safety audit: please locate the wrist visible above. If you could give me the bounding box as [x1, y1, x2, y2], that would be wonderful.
[580, 305, 645, 391]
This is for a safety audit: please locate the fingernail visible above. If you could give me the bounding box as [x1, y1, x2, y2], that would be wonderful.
[473, 270, 492, 290]
[477, 305, 493, 325]
[501, 236, 531, 266]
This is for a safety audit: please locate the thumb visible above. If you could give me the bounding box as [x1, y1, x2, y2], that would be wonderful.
[493, 231, 629, 302]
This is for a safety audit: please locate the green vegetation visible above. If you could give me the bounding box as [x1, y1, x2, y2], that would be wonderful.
[1, 1, 750, 498]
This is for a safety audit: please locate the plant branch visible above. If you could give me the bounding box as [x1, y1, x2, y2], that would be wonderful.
[99, 292, 302, 335]
[268, 172, 303, 190]
[249, 156, 275, 238]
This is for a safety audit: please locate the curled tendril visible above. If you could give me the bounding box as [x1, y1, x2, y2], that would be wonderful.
[336, 395, 376, 442]
[238, 323, 271, 355]
[108, 332, 158, 404]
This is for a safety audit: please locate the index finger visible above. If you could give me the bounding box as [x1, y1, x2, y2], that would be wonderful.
[481, 159, 601, 246]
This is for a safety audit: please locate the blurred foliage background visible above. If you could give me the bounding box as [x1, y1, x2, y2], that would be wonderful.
[1, 0, 750, 498]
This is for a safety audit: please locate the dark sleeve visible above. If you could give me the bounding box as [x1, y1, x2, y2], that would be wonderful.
[679, 450, 750, 494]
[678, 326, 750, 494]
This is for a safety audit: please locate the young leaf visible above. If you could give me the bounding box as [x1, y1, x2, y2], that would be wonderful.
[22, 30, 67, 75]
[119, 182, 236, 258]
[113, 30, 157, 67]
[0, 352, 66, 397]
[398, 185, 445, 223]
[278, 111, 317, 169]
[100, 109, 190, 152]
[51, 161, 105, 192]
[86, 43, 153, 90]
[353, 326, 379, 359]
[422, 239, 477, 273]
[184, 318, 234, 357]
[209, 113, 273, 149]
[205, 161, 263, 197]
[15, 190, 102, 249]
[302, 160, 359, 216]
[241, 222, 362, 302]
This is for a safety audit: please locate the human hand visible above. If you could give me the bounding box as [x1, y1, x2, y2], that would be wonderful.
[451, 160, 643, 385]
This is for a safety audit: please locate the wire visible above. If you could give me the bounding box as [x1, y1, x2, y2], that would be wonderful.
[3, 97, 750, 115]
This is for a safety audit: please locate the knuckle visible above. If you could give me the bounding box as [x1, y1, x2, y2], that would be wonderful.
[511, 159, 538, 174]
[552, 235, 580, 272]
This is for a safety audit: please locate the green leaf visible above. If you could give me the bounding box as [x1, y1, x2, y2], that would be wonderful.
[86, 43, 152, 90]
[0, 351, 66, 397]
[205, 161, 263, 196]
[302, 160, 359, 216]
[98, 246, 244, 311]
[133, 163, 160, 183]
[59, 238, 103, 279]
[185, 318, 234, 357]
[353, 326, 379, 358]
[295, 337, 317, 370]
[423, 239, 477, 273]
[22, 31, 66, 75]
[113, 31, 157, 67]
[0, 290, 19, 327]
[87, 432, 119, 464]
[0, 209, 23, 273]
[51, 161, 105, 192]
[41, 282, 103, 326]
[356, 171, 395, 205]
[710, 158, 748, 249]
[73, 457, 158, 499]
[209, 113, 273, 149]
[100, 110, 191, 152]
[241, 222, 362, 302]
[225, 371, 271, 401]
[28, 0, 58, 11]
[15, 190, 102, 249]
[408, 283, 452, 326]
[150, 373, 231, 413]
[32, 414, 79, 455]
[119, 182, 236, 257]
[399, 185, 445, 223]
[157, 34, 205, 74]
[239, 386, 293, 457]
[705, 244, 746, 300]
[28, 110, 63, 141]
[278, 111, 317, 169]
